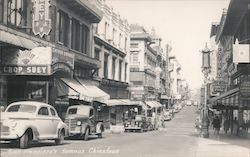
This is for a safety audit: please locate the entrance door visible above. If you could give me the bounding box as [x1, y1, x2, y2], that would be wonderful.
[7, 76, 26, 104]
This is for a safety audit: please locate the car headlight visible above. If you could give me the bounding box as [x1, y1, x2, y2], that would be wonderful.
[77, 121, 82, 126]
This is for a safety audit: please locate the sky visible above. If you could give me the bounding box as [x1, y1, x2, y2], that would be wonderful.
[107, 0, 230, 90]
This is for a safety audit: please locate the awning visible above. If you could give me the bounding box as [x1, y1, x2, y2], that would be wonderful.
[77, 78, 110, 102]
[0, 30, 37, 49]
[145, 101, 162, 108]
[160, 95, 170, 100]
[104, 99, 141, 106]
[57, 79, 79, 99]
[61, 78, 93, 102]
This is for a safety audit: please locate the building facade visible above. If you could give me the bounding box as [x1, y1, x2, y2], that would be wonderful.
[0, 0, 109, 118]
[92, 0, 130, 99]
[210, 0, 250, 127]
[129, 24, 158, 101]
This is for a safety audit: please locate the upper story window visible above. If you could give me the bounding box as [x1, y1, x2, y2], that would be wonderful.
[104, 22, 109, 39]
[112, 57, 116, 80]
[71, 18, 81, 51]
[130, 52, 139, 63]
[112, 28, 116, 42]
[104, 53, 109, 79]
[7, 0, 31, 28]
[119, 60, 122, 81]
[58, 10, 70, 46]
[130, 43, 139, 48]
[119, 33, 122, 47]
[0, 0, 4, 23]
[125, 37, 127, 51]
[81, 24, 89, 54]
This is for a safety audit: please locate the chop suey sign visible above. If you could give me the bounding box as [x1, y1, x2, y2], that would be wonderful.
[32, 0, 51, 37]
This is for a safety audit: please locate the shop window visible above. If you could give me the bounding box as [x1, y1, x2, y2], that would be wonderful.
[7, 0, 31, 28]
[71, 18, 80, 51]
[81, 24, 89, 54]
[58, 10, 70, 46]
[26, 81, 47, 102]
[130, 43, 139, 48]
[103, 53, 109, 79]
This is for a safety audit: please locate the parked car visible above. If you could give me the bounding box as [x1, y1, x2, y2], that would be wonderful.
[124, 115, 152, 132]
[162, 110, 173, 121]
[64, 105, 104, 140]
[0, 101, 68, 149]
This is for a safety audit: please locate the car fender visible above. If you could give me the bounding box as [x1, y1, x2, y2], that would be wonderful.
[56, 121, 68, 137]
[96, 122, 104, 134]
[14, 123, 38, 140]
[80, 123, 89, 134]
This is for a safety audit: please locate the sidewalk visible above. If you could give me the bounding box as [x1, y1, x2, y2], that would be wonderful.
[196, 128, 250, 157]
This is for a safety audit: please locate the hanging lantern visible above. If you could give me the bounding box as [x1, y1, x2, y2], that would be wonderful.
[201, 43, 212, 69]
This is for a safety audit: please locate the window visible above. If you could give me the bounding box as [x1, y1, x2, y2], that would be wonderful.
[7, 104, 36, 113]
[112, 28, 116, 41]
[119, 60, 122, 81]
[94, 48, 100, 60]
[0, 0, 4, 23]
[131, 52, 139, 63]
[119, 33, 122, 47]
[125, 63, 127, 81]
[124, 37, 127, 51]
[104, 53, 109, 79]
[71, 18, 80, 51]
[7, 0, 31, 27]
[68, 108, 77, 115]
[81, 24, 89, 54]
[50, 108, 56, 116]
[130, 43, 139, 48]
[38, 107, 49, 116]
[26, 81, 47, 102]
[104, 22, 109, 39]
[112, 57, 116, 79]
[58, 11, 70, 46]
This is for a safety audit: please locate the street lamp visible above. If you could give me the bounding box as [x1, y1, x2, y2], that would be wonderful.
[200, 43, 212, 138]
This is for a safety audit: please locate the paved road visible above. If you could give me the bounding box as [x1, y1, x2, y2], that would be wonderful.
[0, 106, 201, 157]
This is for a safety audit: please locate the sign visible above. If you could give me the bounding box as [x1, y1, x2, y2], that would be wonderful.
[210, 80, 227, 96]
[32, 0, 51, 37]
[0, 47, 52, 75]
[240, 75, 250, 98]
[233, 43, 250, 63]
[2, 65, 49, 75]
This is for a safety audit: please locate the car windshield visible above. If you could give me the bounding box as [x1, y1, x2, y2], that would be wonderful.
[6, 104, 37, 113]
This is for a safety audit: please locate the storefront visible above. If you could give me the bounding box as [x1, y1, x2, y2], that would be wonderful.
[104, 99, 143, 128]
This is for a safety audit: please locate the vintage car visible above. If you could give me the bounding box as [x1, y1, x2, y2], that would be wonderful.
[64, 105, 104, 140]
[124, 115, 152, 132]
[0, 101, 68, 149]
[162, 110, 173, 121]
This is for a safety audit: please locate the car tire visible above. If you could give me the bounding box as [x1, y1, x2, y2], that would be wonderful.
[84, 128, 89, 141]
[98, 132, 103, 138]
[19, 131, 30, 149]
[55, 130, 65, 145]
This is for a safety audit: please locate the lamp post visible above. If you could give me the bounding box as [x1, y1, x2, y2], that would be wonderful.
[200, 43, 212, 138]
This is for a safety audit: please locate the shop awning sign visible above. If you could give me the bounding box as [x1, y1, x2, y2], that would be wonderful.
[32, 0, 51, 37]
[210, 80, 227, 96]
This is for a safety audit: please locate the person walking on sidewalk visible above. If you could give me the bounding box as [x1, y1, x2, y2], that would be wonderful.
[223, 118, 230, 134]
[212, 116, 221, 135]
[232, 117, 239, 135]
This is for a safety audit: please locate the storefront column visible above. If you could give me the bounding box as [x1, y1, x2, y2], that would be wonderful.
[46, 82, 49, 103]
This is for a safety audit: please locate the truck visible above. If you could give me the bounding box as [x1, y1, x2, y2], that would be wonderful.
[64, 105, 104, 140]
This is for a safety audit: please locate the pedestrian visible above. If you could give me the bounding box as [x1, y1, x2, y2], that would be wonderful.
[223, 118, 230, 134]
[212, 116, 221, 135]
[232, 117, 239, 135]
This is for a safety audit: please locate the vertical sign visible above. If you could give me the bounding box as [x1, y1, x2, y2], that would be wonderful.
[32, 0, 51, 37]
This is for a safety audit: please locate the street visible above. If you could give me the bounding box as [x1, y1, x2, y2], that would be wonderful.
[1, 106, 200, 157]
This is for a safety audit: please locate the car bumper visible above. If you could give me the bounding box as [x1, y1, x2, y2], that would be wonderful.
[0, 133, 19, 140]
[125, 126, 142, 130]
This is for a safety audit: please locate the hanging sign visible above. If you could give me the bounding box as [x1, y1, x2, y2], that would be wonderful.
[32, 0, 51, 37]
